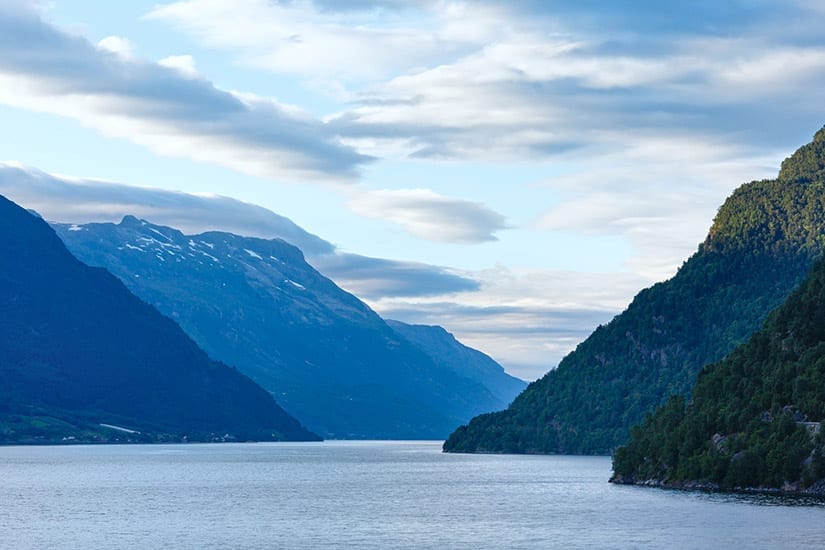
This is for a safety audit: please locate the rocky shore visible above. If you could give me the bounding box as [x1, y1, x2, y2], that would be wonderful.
[609, 474, 825, 497]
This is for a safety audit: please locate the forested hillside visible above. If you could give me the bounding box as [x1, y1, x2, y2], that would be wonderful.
[612, 256, 825, 492]
[445, 127, 825, 454]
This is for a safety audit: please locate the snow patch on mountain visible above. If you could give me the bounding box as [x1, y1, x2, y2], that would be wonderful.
[148, 227, 172, 242]
[285, 279, 305, 290]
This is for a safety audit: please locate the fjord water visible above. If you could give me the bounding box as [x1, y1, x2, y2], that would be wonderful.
[2, 441, 823, 549]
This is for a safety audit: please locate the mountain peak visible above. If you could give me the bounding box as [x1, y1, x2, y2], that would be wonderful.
[778, 125, 825, 184]
[117, 215, 187, 243]
[705, 127, 825, 254]
[120, 214, 146, 226]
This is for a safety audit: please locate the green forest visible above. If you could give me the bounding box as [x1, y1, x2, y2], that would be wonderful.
[445, 127, 825, 456]
[612, 253, 825, 490]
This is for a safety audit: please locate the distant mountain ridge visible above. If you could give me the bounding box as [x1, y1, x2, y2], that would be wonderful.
[386, 320, 526, 410]
[0, 194, 318, 444]
[445, 126, 825, 455]
[54, 217, 524, 439]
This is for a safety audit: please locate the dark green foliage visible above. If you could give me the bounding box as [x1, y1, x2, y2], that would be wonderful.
[445, 126, 825, 455]
[0, 195, 319, 443]
[777, 126, 825, 185]
[613, 256, 825, 489]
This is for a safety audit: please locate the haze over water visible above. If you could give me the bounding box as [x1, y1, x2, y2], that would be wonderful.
[2, 441, 823, 549]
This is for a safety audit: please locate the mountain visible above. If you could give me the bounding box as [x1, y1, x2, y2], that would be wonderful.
[444, 126, 825, 455]
[386, 320, 526, 410]
[0, 194, 318, 444]
[53, 217, 518, 439]
[611, 256, 825, 493]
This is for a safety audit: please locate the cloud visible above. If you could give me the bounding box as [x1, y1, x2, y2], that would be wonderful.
[493, 1, 792, 35]
[533, 134, 782, 280]
[330, 35, 825, 164]
[310, 252, 479, 299]
[0, 3, 370, 182]
[347, 188, 508, 243]
[0, 163, 478, 298]
[147, 0, 457, 84]
[149, 0, 825, 166]
[97, 35, 135, 58]
[158, 54, 198, 77]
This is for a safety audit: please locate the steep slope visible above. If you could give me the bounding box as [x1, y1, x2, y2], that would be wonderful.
[54, 218, 509, 439]
[445, 126, 825, 454]
[387, 320, 526, 409]
[612, 257, 825, 492]
[0, 195, 318, 444]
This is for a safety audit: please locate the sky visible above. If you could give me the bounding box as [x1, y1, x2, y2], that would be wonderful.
[1, 0, 824, 380]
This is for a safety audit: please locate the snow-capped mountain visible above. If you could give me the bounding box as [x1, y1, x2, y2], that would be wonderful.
[55, 216, 524, 438]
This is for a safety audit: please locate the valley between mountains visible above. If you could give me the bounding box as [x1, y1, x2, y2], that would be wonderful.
[6, 127, 825, 495]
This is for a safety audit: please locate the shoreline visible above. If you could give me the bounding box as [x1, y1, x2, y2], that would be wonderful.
[609, 474, 825, 497]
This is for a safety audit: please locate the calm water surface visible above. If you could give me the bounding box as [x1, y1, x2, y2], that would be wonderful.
[1, 441, 823, 549]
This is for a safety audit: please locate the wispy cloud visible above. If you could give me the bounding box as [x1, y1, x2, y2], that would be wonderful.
[0, 163, 477, 299]
[347, 189, 508, 243]
[151, 0, 825, 160]
[330, 33, 825, 163]
[311, 252, 479, 299]
[0, 3, 370, 183]
[533, 134, 781, 280]
[146, 0, 474, 85]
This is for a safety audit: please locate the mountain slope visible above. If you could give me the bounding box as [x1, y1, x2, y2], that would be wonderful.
[445, 126, 825, 454]
[612, 256, 825, 492]
[0, 195, 318, 443]
[54, 218, 512, 439]
[387, 320, 526, 409]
